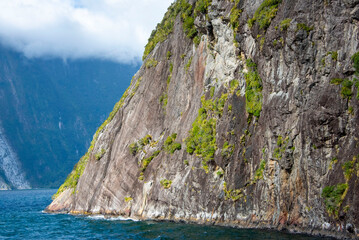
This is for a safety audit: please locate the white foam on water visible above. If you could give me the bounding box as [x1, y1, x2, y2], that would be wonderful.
[87, 214, 139, 222]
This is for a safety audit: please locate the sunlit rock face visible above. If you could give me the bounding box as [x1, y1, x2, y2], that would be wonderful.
[48, 0, 359, 239]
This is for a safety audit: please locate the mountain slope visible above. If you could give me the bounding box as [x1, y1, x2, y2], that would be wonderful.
[0, 46, 138, 188]
[47, 0, 359, 238]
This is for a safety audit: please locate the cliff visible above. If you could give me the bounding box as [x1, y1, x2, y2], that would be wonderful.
[47, 0, 359, 238]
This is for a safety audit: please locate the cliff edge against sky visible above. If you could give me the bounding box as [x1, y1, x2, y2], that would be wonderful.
[47, 0, 359, 238]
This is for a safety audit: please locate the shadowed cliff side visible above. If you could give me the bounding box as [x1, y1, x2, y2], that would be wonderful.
[47, 0, 359, 238]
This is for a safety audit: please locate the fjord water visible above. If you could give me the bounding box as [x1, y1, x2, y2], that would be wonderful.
[0, 189, 332, 240]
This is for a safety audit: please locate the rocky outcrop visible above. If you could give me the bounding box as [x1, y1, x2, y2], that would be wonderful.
[47, 0, 359, 238]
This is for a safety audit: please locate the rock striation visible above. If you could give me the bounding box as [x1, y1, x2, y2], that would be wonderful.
[47, 0, 359, 238]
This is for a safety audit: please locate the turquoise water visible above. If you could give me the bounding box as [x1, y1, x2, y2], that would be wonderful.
[0, 189, 334, 239]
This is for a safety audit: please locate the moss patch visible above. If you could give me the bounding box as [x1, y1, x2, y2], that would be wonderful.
[145, 58, 158, 68]
[223, 181, 244, 201]
[129, 135, 153, 156]
[254, 160, 266, 182]
[322, 183, 348, 217]
[140, 150, 161, 173]
[330, 78, 353, 99]
[248, 0, 282, 30]
[342, 156, 358, 182]
[328, 51, 338, 61]
[166, 51, 172, 60]
[124, 197, 133, 202]
[185, 92, 230, 173]
[352, 51, 359, 73]
[279, 18, 291, 31]
[52, 153, 89, 199]
[273, 135, 289, 159]
[245, 59, 263, 118]
[185, 93, 231, 172]
[221, 142, 234, 159]
[185, 56, 193, 73]
[159, 63, 173, 110]
[143, 0, 213, 60]
[143, 2, 182, 60]
[160, 179, 173, 189]
[296, 23, 314, 34]
[164, 133, 182, 154]
[230, 0, 242, 34]
[210, 86, 215, 98]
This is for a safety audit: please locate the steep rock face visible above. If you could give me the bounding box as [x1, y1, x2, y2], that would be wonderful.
[48, 0, 359, 238]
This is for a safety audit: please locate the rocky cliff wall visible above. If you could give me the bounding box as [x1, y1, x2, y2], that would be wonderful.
[47, 0, 359, 238]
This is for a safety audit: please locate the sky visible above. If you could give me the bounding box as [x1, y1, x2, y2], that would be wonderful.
[0, 0, 174, 63]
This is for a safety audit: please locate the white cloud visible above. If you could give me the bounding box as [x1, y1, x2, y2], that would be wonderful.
[0, 0, 174, 63]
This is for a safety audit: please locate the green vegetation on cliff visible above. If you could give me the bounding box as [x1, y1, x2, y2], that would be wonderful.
[185, 93, 228, 172]
[352, 51, 359, 73]
[254, 160, 266, 182]
[322, 156, 359, 218]
[52, 152, 89, 199]
[164, 133, 182, 154]
[248, 0, 281, 30]
[296, 23, 314, 34]
[221, 142, 234, 159]
[330, 51, 359, 101]
[223, 181, 243, 201]
[279, 18, 291, 31]
[160, 179, 172, 189]
[129, 134, 153, 156]
[273, 135, 288, 159]
[322, 183, 348, 217]
[143, 2, 182, 60]
[143, 0, 212, 60]
[223, 159, 267, 202]
[145, 58, 158, 68]
[159, 62, 173, 110]
[245, 59, 263, 117]
[141, 150, 161, 172]
[330, 78, 353, 99]
[230, 0, 241, 32]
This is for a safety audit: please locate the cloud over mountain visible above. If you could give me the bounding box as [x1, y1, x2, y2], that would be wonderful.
[0, 0, 173, 63]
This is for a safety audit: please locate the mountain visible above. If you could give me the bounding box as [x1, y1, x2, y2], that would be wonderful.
[0, 46, 139, 188]
[47, 0, 359, 238]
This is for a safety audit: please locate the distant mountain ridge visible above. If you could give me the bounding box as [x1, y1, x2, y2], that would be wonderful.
[0, 45, 138, 188]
